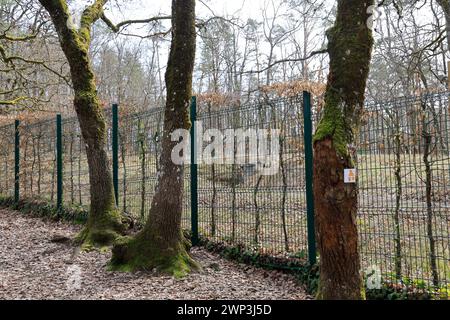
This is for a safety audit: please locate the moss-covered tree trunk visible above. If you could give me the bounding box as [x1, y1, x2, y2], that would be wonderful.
[110, 0, 198, 277]
[313, 0, 374, 300]
[39, 0, 123, 247]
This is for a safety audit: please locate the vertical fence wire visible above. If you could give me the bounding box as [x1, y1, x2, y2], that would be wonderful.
[0, 123, 15, 198]
[196, 95, 309, 257]
[62, 116, 90, 208]
[357, 92, 449, 291]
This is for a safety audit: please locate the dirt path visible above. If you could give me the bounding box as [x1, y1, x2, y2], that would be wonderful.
[0, 209, 308, 300]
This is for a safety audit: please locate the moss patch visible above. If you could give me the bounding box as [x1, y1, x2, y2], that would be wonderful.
[76, 208, 125, 249]
[313, 90, 349, 157]
[109, 233, 200, 278]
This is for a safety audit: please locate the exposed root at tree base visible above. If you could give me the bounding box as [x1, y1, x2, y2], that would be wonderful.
[110, 235, 200, 278]
[76, 210, 125, 250]
[76, 228, 122, 251]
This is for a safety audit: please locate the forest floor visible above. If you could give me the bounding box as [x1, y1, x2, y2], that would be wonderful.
[0, 208, 308, 300]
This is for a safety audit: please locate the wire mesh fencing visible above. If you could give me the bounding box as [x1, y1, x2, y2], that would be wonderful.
[0, 91, 448, 293]
[61, 116, 90, 208]
[196, 96, 309, 257]
[357, 92, 449, 291]
[115, 107, 192, 227]
[18, 118, 57, 202]
[0, 123, 15, 198]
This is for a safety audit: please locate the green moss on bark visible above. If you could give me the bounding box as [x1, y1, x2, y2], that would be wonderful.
[313, 91, 348, 157]
[76, 208, 124, 249]
[314, 1, 373, 159]
[312, 0, 374, 300]
[108, 0, 198, 279]
[40, 0, 125, 250]
[109, 233, 199, 278]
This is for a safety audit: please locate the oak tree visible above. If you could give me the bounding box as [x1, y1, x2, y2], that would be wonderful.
[110, 0, 198, 277]
[313, 0, 374, 299]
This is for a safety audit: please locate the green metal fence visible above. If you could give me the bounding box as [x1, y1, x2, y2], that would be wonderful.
[61, 115, 90, 208]
[194, 94, 313, 261]
[0, 91, 448, 294]
[357, 92, 449, 292]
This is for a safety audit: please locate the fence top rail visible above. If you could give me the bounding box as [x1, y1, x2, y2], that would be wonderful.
[119, 106, 164, 123]
[364, 91, 449, 111]
[197, 94, 304, 119]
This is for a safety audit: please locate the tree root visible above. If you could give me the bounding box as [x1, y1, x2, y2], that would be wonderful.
[75, 209, 125, 250]
[109, 234, 200, 278]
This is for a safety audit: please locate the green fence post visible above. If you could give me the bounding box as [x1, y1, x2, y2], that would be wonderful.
[112, 104, 119, 207]
[303, 91, 317, 265]
[56, 115, 63, 210]
[14, 120, 20, 204]
[190, 96, 199, 246]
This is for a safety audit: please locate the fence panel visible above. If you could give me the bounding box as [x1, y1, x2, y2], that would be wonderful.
[357, 92, 449, 290]
[18, 119, 56, 202]
[196, 96, 309, 257]
[62, 116, 90, 208]
[116, 107, 191, 227]
[0, 123, 15, 198]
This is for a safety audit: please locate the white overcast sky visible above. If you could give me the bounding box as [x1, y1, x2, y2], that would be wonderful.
[67, 0, 436, 83]
[65, 0, 267, 26]
[105, 0, 263, 22]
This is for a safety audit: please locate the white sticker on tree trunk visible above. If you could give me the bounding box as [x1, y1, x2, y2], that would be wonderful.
[344, 169, 357, 183]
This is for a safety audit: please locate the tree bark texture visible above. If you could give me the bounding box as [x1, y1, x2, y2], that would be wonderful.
[39, 0, 123, 247]
[313, 0, 374, 300]
[110, 0, 198, 277]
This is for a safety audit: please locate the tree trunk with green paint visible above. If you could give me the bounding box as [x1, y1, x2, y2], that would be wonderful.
[313, 0, 374, 300]
[39, 0, 124, 247]
[110, 0, 198, 277]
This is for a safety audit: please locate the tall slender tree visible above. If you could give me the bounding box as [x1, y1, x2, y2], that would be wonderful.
[313, 0, 374, 299]
[37, 0, 171, 248]
[110, 0, 198, 277]
[38, 0, 125, 247]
